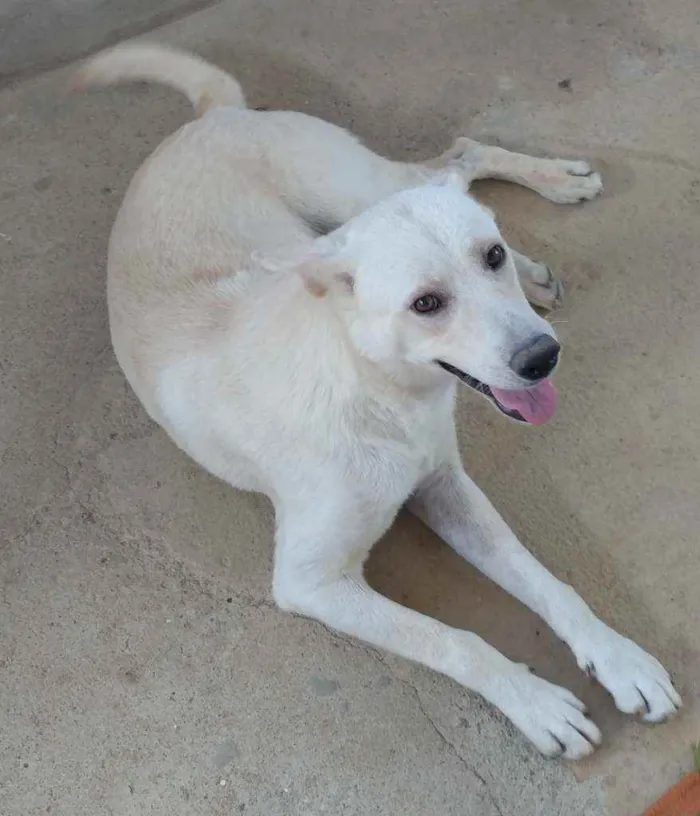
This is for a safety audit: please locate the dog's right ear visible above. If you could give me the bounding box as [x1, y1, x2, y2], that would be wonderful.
[297, 233, 354, 298]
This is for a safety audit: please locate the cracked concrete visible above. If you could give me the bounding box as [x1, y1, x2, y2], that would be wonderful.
[1, 0, 699, 814]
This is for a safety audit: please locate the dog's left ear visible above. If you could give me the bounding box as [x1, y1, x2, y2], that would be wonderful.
[432, 168, 496, 217]
[297, 232, 355, 298]
[433, 168, 468, 194]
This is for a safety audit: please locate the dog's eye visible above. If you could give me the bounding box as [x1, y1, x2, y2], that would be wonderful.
[412, 294, 443, 314]
[484, 243, 506, 270]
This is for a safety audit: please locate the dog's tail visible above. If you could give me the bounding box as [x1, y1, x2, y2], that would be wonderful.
[71, 42, 246, 117]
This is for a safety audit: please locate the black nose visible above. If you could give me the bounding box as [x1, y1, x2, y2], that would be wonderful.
[509, 335, 560, 382]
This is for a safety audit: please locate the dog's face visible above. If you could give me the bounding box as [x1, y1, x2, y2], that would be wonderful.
[303, 177, 560, 424]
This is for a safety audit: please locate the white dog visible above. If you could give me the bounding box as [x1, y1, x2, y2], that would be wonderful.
[74, 43, 681, 759]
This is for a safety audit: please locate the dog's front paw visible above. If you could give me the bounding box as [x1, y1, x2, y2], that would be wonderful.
[573, 625, 682, 723]
[491, 667, 601, 759]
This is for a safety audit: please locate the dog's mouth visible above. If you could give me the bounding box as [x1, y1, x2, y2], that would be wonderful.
[437, 361, 558, 425]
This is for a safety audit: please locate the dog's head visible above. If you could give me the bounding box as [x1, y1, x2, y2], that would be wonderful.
[300, 174, 559, 424]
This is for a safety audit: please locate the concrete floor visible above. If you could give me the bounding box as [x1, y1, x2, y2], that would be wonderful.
[1, 1, 699, 814]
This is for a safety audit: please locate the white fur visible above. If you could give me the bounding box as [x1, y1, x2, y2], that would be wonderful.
[76, 43, 680, 759]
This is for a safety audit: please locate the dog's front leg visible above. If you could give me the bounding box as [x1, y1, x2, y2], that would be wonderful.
[272, 496, 601, 758]
[410, 462, 682, 731]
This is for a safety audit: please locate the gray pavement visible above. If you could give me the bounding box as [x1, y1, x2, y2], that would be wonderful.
[1, 1, 699, 814]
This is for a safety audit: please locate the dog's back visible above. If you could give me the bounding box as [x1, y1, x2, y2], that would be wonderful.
[74, 46, 316, 420]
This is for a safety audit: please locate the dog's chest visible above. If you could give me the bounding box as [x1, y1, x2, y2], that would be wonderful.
[340, 394, 454, 505]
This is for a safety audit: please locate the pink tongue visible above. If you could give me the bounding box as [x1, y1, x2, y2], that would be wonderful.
[490, 380, 558, 425]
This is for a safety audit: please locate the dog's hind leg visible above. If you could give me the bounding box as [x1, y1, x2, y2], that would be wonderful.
[276, 119, 585, 308]
[423, 137, 601, 308]
[511, 249, 563, 311]
[423, 143, 566, 309]
[442, 137, 603, 204]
